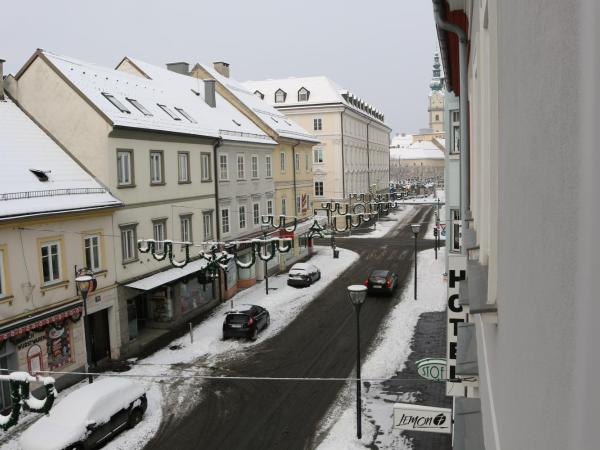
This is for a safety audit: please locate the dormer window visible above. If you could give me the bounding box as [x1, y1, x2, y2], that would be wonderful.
[232, 119, 242, 126]
[175, 107, 196, 123]
[102, 92, 130, 114]
[298, 87, 310, 102]
[254, 90, 265, 100]
[274, 89, 287, 103]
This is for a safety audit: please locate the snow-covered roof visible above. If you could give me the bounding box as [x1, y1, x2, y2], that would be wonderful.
[390, 133, 413, 149]
[117, 58, 276, 146]
[242, 76, 388, 126]
[193, 63, 319, 143]
[390, 139, 445, 160]
[0, 97, 121, 220]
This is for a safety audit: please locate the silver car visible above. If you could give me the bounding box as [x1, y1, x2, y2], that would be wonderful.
[287, 263, 321, 287]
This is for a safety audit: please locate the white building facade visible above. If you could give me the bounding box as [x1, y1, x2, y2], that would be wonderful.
[243, 76, 391, 199]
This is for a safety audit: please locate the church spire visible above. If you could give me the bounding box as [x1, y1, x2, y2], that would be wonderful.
[429, 52, 443, 91]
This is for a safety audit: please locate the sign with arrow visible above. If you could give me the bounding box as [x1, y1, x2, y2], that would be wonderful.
[393, 403, 452, 434]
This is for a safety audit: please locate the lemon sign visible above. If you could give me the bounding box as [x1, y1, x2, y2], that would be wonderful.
[416, 358, 446, 381]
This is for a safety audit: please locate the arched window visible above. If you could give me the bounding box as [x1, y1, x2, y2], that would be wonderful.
[298, 87, 310, 102]
[275, 89, 287, 103]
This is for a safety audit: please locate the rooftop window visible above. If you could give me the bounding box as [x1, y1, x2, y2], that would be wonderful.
[175, 107, 197, 123]
[254, 90, 264, 100]
[270, 117, 279, 124]
[157, 104, 182, 121]
[102, 92, 130, 114]
[298, 87, 310, 102]
[232, 119, 242, 126]
[274, 89, 286, 103]
[191, 89, 201, 96]
[126, 98, 153, 116]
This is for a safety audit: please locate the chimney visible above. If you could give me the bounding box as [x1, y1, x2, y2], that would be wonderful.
[213, 62, 230, 78]
[0, 59, 5, 100]
[166, 62, 190, 75]
[204, 79, 216, 107]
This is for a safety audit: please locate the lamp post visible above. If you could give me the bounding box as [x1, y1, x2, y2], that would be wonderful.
[347, 284, 367, 440]
[411, 224, 421, 300]
[75, 270, 95, 383]
[261, 223, 270, 295]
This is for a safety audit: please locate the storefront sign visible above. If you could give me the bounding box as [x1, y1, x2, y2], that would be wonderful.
[416, 358, 447, 381]
[0, 306, 82, 342]
[46, 322, 72, 370]
[393, 403, 452, 434]
[447, 253, 467, 396]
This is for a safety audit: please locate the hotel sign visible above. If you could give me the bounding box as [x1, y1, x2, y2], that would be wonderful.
[446, 253, 467, 396]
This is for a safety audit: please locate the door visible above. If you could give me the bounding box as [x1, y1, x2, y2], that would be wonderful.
[89, 309, 110, 363]
[0, 355, 11, 412]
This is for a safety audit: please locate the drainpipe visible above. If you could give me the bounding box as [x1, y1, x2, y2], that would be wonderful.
[340, 108, 346, 198]
[292, 140, 300, 217]
[366, 120, 372, 192]
[212, 137, 223, 302]
[433, 0, 469, 254]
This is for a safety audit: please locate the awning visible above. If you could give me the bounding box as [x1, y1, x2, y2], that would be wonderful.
[0, 302, 83, 341]
[125, 258, 208, 291]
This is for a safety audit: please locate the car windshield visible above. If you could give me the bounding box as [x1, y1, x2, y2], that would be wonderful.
[370, 271, 389, 280]
[227, 314, 249, 324]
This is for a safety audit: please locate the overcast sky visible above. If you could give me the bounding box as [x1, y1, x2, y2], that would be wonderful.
[2, 0, 437, 135]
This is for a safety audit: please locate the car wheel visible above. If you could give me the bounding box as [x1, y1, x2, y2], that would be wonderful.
[127, 407, 144, 429]
[265, 315, 271, 328]
[222, 333, 228, 341]
[249, 327, 258, 341]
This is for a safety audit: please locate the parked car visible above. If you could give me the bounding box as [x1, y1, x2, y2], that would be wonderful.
[364, 269, 398, 295]
[222, 304, 270, 341]
[287, 263, 321, 287]
[20, 378, 147, 450]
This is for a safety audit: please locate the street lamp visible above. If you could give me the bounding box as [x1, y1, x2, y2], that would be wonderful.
[411, 224, 421, 300]
[261, 223, 271, 295]
[347, 284, 367, 440]
[75, 270, 95, 383]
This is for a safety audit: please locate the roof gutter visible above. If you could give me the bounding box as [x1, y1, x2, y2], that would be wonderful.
[341, 108, 346, 197]
[366, 119, 372, 192]
[292, 140, 300, 217]
[212, 137, 223, 242]
[433, 0, 470, 254]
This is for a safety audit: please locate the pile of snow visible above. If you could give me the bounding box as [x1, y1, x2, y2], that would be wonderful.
[316, 247, 447, 449]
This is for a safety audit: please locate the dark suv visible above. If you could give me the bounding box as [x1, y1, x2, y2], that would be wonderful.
[364, 269, 398, 295]
[223, 304, 270, 341]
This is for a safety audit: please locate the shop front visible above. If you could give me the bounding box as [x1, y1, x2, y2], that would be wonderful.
[0, 302, 86, 407]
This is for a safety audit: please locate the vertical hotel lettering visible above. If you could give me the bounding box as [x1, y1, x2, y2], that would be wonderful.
[446, 253, 467, 396]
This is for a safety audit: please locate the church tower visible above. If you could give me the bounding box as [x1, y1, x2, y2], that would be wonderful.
[428, 53, 445, 133]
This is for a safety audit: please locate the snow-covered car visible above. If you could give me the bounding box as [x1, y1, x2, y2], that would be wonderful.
[287, 263, 321, 287]
[222, 304, 270, 341]
[20, 378, 147, 450]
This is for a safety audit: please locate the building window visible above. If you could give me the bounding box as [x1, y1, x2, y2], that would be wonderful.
[221, 209, 230, 234]
[120, 225, 137, 263]
[201, 153, 212, 181]
[239, 205, 246, 229]
[294, 153, 300, 172]
[178, 152, 190, 183]
[203, 212, 213, 240]
[40, 241, 61, 285]
[153, 219, 167, 254]
[219, 154, 229, 180]
[84, 235, 101, 271]
[254, 90, 264, 100]
[265, 155, 272, 177]
[281, 197, 287, 216]
[313, 148, 324, 163]
[253, 203, 260, 225]
[237, 154, 245, 179]
[313, 118, 322, 131]
[296, 195, 301, 214]
[267, 199, 273, 216]
[150, 151, 164, 185]
[102, 92, 130, 114]
[298, 87, 310, 102]
[126, 98, 152, 116]
[251, 155, 259, 178]
[451, 110, 461, 154]
[280, 152, 286, 173]
[180, 215, 192, 244]
[315, 181, 324, 196]
[117, 149, 134, 186]
[435, 114, 440, 121]
[275, 89, 286, 103]
[157, 104, 181, 120]
[305, 154, 310, 172]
